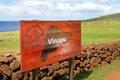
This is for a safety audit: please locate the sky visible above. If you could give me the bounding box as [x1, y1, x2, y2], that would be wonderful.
[0, 0, 120, 21]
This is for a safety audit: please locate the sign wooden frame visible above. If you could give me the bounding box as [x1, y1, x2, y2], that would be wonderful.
[20, 20, 81, 73]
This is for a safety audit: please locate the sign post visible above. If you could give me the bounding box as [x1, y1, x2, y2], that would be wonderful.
[32, 69, 39, 80]
[20, 20, 81, 80]
[69, 58, 74, 80]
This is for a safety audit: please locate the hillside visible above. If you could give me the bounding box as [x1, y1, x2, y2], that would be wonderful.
[83, 13, 120, 22]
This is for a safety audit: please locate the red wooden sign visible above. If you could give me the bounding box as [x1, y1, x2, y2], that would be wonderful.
[20, 20, 81, 72]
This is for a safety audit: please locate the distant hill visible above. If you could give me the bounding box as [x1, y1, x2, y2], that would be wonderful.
[83, 13, 120, 22]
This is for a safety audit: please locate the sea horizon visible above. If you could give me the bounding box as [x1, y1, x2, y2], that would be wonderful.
[0, 21, 19, 32]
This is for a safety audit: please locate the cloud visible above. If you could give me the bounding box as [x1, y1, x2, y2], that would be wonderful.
[0, 0, 119, 20]
[57, 2, 111, 12]
[93, 0, 120, 5]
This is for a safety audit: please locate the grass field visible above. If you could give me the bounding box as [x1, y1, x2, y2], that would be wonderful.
[0, 31, 19, 54]
[82, 20, 120, 44]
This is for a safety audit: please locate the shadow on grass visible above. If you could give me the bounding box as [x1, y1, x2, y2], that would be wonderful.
[53, 70, 93, 80]
[74, 70, 93, 80]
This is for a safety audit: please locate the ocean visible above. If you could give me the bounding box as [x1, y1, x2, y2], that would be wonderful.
[0, 21, 19, 32]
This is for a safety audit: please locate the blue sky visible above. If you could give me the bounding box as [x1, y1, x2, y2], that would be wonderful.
[0, 0, 120, 21]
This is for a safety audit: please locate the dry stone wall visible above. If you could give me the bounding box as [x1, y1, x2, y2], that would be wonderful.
[0, 41, 120, 80]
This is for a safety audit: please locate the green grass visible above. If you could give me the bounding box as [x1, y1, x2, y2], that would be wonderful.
[74, 60, 120, 80]
[82, 20, 120, 44]
[0, 31, 20, 54]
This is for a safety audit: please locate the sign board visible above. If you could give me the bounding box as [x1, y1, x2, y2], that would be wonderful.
[20, 20, 81, 72]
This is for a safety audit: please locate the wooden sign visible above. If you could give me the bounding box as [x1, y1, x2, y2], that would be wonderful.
[20, 20, 81, 72]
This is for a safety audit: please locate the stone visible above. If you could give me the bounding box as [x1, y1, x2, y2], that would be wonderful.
[29, 71, 33, 80]
[39, 71, 46, 78]
[0, 57, 9, 63]
[40, 66, 48, 70]
[0, 73, 8, 80]
[51, 62, 61, 71]
[10, 60, 20, 71]
[60, 61, 68, 68]
[0, 70, 2, 75]
[47, 66, 53, 76]
[41, 76, 53, 80]
[53, 69, 66, 77]
[0, 64, 11, 76]
[4, 54, 12, 57]
[7, 54, 16, 62]
[12, 71, 23, 80]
